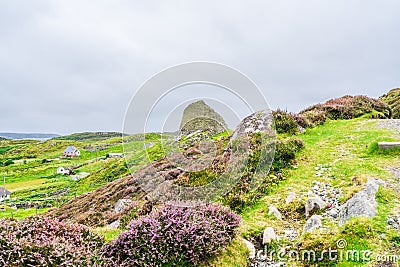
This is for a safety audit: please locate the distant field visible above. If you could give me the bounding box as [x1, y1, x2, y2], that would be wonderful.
[0, 133, 162, 219]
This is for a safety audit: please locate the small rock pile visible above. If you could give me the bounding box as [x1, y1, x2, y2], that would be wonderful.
[376, 119, 400, 135]
[314, 164, 332, 177]
[304, 180, 342, 219]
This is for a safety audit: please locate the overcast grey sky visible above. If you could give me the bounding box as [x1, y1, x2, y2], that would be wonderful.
[1, 1, 399, 134]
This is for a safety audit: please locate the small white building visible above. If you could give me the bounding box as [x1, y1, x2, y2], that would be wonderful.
[63, 146, 80, 157]
[0, 187, 10, 202]
[57, 166, 73, 175]
[108, 153, 123, 158]
[142, 142, 154, 149]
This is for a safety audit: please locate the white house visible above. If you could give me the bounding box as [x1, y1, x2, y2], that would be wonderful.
[142, 142, 154, 149]
[107, 153, 123, 158]
[63, 146, 80, 157]
[0, 187, 10, 202]
[56, 166, 73, 175]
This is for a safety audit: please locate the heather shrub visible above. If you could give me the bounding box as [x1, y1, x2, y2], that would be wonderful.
[293, 113, 311, 129]
[222, 134, 303, 211]
[272, 109, 299, 135]
[299, 108, 327, 127]
[0, 216, 105, 266]
[102, 202, 241, 266]
[272, 137, 304, 170]
[300, 95, 391, 121]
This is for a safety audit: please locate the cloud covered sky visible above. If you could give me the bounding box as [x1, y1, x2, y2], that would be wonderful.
[1, 0, 399, 134]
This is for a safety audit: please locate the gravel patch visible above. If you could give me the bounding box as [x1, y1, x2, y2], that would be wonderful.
[375, 119, 400, 135]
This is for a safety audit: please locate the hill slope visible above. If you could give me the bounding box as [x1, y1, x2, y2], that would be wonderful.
[54, 132, 122, 141]
[380, 88, 400, 119]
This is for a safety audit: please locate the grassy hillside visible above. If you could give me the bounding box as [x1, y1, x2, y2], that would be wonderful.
[54, 132, 122, 141]
[0, 133, 160, 215]
[1, 95, 400, 266]
[380, 88, 400, 118]
[211, 118, 400, 266]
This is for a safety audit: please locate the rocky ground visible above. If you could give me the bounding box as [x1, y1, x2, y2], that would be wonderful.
[375, 119, 400, 136]
[237, 119, 400, 267]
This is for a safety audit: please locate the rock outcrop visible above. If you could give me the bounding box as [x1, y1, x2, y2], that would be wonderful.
[262, 227, 277, 244]
[232, 110, 274, 139]
[268, 205, 282, 220]
[305, 196, 326, 217]
[243, 239, 256, 259]
[339, 179, 385, 225]
[114, 198, 133, 213]
[303, 215, 323, 233]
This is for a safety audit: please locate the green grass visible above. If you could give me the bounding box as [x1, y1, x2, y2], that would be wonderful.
[0, 135, 163, 207]
[0, 206, 49, 220]
[213, 118, 400, 266]
[1, 118, 399, 266]
[94, 227, 122, 242]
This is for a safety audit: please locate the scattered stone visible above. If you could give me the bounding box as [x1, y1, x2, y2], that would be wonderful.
[114, 198, 133, 213]
[262, 227, 277, 244]
[243, 238, 256, 259]
[314, 164, 332, 177]
[303, 181, 342, 220]
[339, 179, 385, 225]
[285, 192, 296, 204]
[107, 220, 120, 229]
[307, 190, 316, 197]
[305, 196, 326, 217]
[387, 215, 400, 231]
[386, 166, 400, 179]
[297, 126, 306, 134]
[303, 215, 323, 233]
[282, 229, 298, 241]
[268, 205, 282, 220]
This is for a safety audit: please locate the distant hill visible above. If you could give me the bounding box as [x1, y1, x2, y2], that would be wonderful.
[0, 132, 60, 140]
[54, 132, 122, 141]
[380, 88, 400, 119]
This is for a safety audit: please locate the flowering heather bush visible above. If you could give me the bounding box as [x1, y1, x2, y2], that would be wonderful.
[272, 109, 300, 135]
[103, 202, 241, 266]
[0, 216, 105, 266]
[300, 95, 391, 122]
